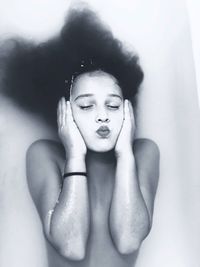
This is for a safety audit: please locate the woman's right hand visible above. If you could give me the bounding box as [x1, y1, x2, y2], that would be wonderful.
[57, 97, 87, 159]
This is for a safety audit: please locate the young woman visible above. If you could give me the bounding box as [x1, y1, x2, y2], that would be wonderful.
[15, 7, 161, 267]
[26, 66, 159, 267]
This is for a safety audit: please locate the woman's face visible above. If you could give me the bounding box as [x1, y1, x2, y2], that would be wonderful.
[70, 71, 124, 152]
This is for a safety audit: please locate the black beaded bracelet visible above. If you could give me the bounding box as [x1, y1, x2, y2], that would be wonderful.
[63, 172, 87, 179]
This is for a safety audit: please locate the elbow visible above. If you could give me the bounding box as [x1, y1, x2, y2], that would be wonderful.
[112, 220, 151, 255]
[44, 226, 87, 261]
[44, 210, 89, 261]
[49, 233, 87, 261]
[116, 237, 142, 255]
[57, 243, 86, 261]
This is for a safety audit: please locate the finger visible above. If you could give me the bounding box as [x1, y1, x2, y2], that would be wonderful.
[57, 99, 62, 128]
[124, 99, 129, 121]
[70, 102, 75, 122]
[66, 101, 74, 123]
[128, 100, 135, 126]
[122, 100, 125, 120]
[59, 98, 64, 128]
[128, 101, 136, 140]
[64, 101, 67, 126]
[57, 100, 59, 127]
[61, 97, 66, 127]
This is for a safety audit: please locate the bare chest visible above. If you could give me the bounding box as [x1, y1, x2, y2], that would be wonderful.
[48, 159, 135, 267]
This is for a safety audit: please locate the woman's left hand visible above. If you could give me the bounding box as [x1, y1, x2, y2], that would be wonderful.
[115, 100, 135, 157]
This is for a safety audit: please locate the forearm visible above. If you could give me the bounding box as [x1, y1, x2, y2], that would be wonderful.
[110, 151, 150, 254]
[48, 156, 90, 260]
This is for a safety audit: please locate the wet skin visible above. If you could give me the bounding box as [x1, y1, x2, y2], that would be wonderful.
[26, 71, 159, 267]
[27, 138, 159, 267]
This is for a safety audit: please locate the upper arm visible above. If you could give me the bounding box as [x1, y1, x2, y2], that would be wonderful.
[26, 140, 63, 235]
[134, 138, 160, 222]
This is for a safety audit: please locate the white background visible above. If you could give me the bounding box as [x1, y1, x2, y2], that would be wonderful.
[186, 0, 200, 106]
[0, 1, 200, 267]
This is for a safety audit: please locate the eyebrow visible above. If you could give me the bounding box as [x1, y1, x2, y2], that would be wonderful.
[74, 93, 122, 101]
[108, 94, 122, 100]
[74, 94, 94, 101]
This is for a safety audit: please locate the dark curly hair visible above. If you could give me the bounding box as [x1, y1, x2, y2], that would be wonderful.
[0, 7, 144, 125]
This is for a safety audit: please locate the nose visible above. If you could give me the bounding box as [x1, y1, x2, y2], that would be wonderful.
[95, 107, 110, 123]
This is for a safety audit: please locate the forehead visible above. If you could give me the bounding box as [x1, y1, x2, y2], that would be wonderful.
[71, 71, 122, 99]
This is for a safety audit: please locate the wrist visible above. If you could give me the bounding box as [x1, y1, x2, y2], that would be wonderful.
[66, 153, 86, 160]
[66, 150, 86, 160]
[115, 146, 134, 159]
[65, 156, 86, 173]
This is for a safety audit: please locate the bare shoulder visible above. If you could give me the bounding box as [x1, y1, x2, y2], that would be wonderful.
[133, 138, 159, 157]
[27, 139, 65, 169]
[26, 139, 65, 201]
[133, 139, 160, 222]
[133, 138, 160, 186]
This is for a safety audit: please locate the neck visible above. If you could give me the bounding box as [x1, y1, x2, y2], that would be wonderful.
[86, 149, 116, 187]
[86, 149, 116, 166]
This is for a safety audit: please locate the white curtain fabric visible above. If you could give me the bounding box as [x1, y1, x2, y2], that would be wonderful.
[0, 1, 200, 266]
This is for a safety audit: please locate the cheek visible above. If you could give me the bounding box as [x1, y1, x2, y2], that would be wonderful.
[71, 106, 85, 126]
[111, 112, 124, 134]
[72, 111, 93, 136]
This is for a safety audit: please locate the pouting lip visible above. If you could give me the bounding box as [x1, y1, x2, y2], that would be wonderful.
[96, 126, 110, 137]
[97, 126, 110, 132]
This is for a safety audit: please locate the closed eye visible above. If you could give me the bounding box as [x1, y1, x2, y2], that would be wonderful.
[107, 105, 120, 110]
[79, 105, 93, 110]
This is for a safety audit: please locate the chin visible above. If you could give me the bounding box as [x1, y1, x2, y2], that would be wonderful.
[84, 136, 118, 153]
[87, 143, 115, 153]
[92, 148, 113, 153]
